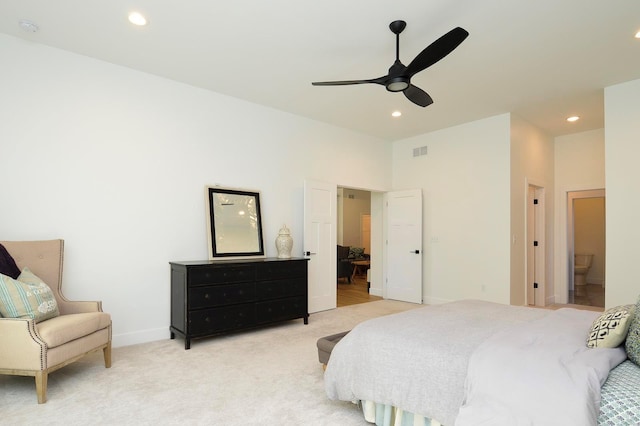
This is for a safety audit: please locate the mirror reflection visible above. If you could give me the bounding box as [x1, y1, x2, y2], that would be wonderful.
[206, 187, 264, 258]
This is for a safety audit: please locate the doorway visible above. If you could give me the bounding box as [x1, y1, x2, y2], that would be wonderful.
[567, 190, 605, 308]
[336, 187, 381, 307]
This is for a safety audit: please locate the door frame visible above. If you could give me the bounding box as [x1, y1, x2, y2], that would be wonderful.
[556, 187, 605, 304]
[566, 189, 606, 299]
[525, 183, 546, 307]
[336, 186, 385, 297]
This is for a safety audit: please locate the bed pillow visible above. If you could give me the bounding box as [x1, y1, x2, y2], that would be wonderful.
[626, 296, 640, 365]
[0, 268, 60, 323]
[0, 243, 21, 279]
[587, 304, 635, 348]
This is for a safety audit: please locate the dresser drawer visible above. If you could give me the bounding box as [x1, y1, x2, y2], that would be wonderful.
[189, 282, 256, 309]
[189, 305, 256, 335]
[255, 296, 307, 324]
[256, 261, 306, 280]
[256, 278, 306, 299]
[188, 265, 254, 286]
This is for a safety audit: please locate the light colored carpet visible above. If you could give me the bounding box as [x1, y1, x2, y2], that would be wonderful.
[0, 300, 421, 426]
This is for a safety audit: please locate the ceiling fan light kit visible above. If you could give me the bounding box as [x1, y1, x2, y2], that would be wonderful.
[387, 76, 410, 92]
[312, 20, 469, 108]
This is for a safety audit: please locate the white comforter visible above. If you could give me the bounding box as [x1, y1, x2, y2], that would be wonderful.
[324, 300, 549, 425]
[456, 308, 626, 426]
[324, 300, 626, 426]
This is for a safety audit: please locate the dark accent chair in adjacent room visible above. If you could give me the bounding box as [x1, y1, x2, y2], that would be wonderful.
[337, 245, 352, 283]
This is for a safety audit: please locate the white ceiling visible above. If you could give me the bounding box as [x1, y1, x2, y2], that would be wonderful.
[1, 0, 639, 141]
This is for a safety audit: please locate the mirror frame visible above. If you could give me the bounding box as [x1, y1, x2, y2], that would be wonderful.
[205, 186, 265, 259]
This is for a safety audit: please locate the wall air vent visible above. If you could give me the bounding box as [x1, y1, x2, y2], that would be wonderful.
[413, 146, 428, 157]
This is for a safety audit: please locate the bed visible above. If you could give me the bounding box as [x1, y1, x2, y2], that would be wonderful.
[324, 299, 639, 426]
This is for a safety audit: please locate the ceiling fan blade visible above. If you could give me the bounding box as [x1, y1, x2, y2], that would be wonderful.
[404, 84, 433, 107]
[312, 76, 387, 86]
[405, 27, 469, 77]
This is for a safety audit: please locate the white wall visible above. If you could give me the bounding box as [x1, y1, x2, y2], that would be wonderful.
[553, 129, 605, 303]
[0, 34, 392, 347]
[392, 114, 512, 304]
[341, 188, 371, 248]
[510, 115, 555, 306]
[605, 78, 640, 308]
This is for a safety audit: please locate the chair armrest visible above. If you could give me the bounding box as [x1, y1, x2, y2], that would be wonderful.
[0, 318, 47, 370]
[57, 300, 103, 315]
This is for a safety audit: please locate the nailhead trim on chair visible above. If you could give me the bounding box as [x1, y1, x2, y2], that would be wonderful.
[27, 320, 47, 371]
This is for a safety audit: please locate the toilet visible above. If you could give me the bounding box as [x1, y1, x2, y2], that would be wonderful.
[574, 254, 593, 296]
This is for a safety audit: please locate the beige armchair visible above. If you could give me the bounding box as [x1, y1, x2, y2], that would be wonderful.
[0, 239, 112, 403]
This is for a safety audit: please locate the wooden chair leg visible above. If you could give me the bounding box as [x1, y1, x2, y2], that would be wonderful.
[103, 341, 112, 368]
[35, 371, 48, 404]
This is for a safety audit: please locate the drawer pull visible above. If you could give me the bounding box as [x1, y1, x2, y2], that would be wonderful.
[204, 293, 209, 299]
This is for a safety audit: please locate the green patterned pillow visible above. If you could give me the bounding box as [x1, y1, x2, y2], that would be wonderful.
[626, 296, 640, 365]
[587, 304, 635, 348]
[0, 268, 60, 323]
[599, 360, 640, 425]
[349, 247, 365, 259]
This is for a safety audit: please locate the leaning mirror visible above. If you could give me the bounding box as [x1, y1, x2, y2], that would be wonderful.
[205, 186, 265, 259]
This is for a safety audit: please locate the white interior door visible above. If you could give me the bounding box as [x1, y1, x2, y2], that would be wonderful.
[304, 180, 336, 313]
[526, 185, 536, 305]
[385, 189, 422, 304]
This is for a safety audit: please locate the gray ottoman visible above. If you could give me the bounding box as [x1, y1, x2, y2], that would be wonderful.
[317, 331, 350, 369]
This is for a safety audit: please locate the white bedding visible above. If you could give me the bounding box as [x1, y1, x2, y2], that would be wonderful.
[456, 308, 626, 426]
[324, 300, 626, 426]
[324, 300, 549, 425]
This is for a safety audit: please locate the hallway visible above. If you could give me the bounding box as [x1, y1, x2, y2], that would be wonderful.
[337, 274, 382, 307]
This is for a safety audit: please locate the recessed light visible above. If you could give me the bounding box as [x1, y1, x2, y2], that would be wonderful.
[635, 30, 640, 39]
[391, 111, 402, 117]
[567, 116, 580, 122]
[128, 12, 147, 26]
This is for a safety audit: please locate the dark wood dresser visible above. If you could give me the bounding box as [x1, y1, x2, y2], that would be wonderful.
[169, 257, 309, 349]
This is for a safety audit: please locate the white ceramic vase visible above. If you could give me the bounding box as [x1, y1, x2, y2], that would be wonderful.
[275, 224, 293, 258]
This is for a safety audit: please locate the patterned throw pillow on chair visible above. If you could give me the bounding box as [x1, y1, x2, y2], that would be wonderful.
[0, 268, 59, 322]
[587, 304, 635, 348]
[349, 247, 365, 259]
[626, 296, 640, 365]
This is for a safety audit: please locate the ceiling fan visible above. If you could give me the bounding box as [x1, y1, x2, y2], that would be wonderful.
[312, 20, 469, 107]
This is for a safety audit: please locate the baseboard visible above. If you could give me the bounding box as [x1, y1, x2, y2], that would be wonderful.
[369, 286, 383, 297]
[422, 295, 453, 305]
[545, 294, 556, 306]
[112, 327, 169, 348]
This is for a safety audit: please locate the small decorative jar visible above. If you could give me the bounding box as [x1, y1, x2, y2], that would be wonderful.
[275, 225, 293, 258]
